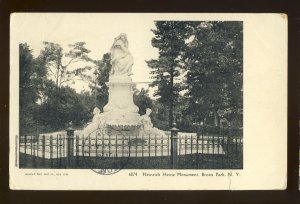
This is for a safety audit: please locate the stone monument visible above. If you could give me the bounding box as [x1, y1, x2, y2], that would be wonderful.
[82, 33, 165, 138]
[102, 33, 140, 128]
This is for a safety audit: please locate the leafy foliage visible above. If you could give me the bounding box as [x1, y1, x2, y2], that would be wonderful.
[133, 87, 153, 115]
[146, 21, 190, 127]
[93, 53, 112, 111]
[39, 42, 92, 88]
[36, 86, 94, 132]
[183, 21, 243, 127]
[148, 21, 243, 128]
[19, 43, 40, 134]
[19, 43, 95, 133]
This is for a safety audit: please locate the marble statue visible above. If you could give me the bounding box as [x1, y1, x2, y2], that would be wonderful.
[82, 34, 166, 138]
[82, 107, 105, 137]
[110, 33, 133, 78]
[139, 108, 165, 136]
[102, 33, 140, 127]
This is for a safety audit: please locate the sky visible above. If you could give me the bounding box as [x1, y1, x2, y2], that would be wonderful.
[13, 13, 159, 96]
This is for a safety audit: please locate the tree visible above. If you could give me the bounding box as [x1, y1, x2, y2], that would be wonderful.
[39, 42, 92, 89]
[94, 53, 112, 111]
[37, 42, 93, 124]
[19, 43, 39, 134]
[147, 21, 243, 130]
[183, 21, 243, 127]
[34, 54, 52, 105]
[133, 87, 153, 115]
[19, 42, 105, 133]
[36, 86, 94, 132]
[147, 21, 190, 128]
[150, 100, 169, 131]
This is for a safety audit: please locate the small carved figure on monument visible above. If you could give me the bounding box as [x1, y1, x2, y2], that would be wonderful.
[139, 108, 166, 136]
[82, 107, 104, 137]
[110, 33, 134, 77]
[139, 108, 154, 131]
[92, 107, 101, 121]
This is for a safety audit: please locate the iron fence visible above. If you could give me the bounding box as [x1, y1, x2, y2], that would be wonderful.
[18, 125, 243, 169]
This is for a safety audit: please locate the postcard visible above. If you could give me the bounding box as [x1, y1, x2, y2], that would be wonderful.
[10, 13, 287, 190]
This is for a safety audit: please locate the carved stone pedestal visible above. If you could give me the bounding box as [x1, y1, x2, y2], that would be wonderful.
[82, 33, 166, 139]
[103, 75, 140, 127]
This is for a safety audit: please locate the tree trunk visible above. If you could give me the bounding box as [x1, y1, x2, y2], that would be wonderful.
[214, 110, 219, 127]
[169, 66, 174, 128]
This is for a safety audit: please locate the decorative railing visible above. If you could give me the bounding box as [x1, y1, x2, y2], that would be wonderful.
[18, 124, 243, 169]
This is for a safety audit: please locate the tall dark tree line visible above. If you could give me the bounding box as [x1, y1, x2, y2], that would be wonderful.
[19, 43, 41, 134]
[183, 21, 243, 127]
[148, 21, 243, 128]
[19, 43, 95, 133]
[147, 21, 191, 128]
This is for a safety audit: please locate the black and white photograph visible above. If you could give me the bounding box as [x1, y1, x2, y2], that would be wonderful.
[17, 20, 243, 170]
[9, 13, 286, 190]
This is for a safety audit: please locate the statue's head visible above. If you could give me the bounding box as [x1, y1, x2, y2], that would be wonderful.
[93, 107, 100, 115]
[111, 33, 129, 51]
[146, 108, 152, 115]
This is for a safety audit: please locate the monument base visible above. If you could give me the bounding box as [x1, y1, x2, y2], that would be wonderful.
[81, 34, 167, 139]
[103, 75, 140, 127]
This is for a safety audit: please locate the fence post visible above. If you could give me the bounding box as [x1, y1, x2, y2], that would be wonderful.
[170, 122, 179, 169]
[42, 135, 45, 166]
[66, 122, 75, 168]
[36, 124, 39, 142]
